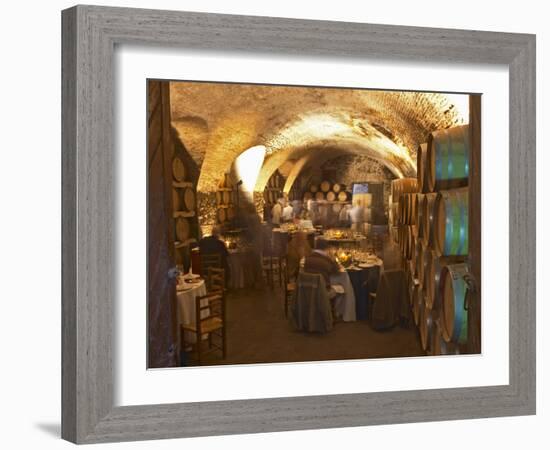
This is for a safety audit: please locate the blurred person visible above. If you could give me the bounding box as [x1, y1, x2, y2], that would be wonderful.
[304, 239, 340, 297]
[271, 198, 285, 226]
[286, 231, 312, 278]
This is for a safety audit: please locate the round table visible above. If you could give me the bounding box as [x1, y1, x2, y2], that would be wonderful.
[345, 260, 383, 320]
[176, 277, 207, 343]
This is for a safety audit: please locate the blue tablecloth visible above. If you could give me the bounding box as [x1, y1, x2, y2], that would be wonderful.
[347, 265, 381, 320]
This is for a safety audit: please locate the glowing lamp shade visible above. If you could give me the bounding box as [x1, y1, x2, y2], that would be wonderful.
[234, 145, 266, 194]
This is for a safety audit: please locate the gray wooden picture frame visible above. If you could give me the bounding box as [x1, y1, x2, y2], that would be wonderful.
[61, 4, 536, 444]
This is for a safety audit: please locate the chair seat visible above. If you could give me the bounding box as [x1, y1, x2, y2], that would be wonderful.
[286, 282, 296, 291]
[182, 317, 223, 333]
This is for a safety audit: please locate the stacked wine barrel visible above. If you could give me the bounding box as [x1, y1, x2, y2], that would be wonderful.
[391, 125, 472, 355]
[216, 173, 235, 224]
[304, 181, 350, 203]
[171, 155, 198, 266]
[264, 170, 285, 210]
[391, 177, 418, 253]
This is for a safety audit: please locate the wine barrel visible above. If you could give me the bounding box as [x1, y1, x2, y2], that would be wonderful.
[183, 188, 195, 211]
[303, 192, 313, 202]
[416, 241, 426, 288]
[424, 251, 465, 310]
[430, 319, 458, 356]
[417, 143, 429, 193]
[315, 191, 325, 201]
[421, 193, 437, 247]
[441, 263, 470, 344]
[434, 187, 469, 256]
[406, 268, 414, 304]
[320, 180, 331, 193]
[217, 208, 227, 223]
[175, 217, 190, 241]
[399, 195, 406, 225]
[222, 190, 231, 205]
[419, 302, 433, 352]
[333, 183, 343, 193]
[391, 177, 418, 200]
[412, 239, 423, 279]
[416, 193, 425, 240]
[337, 191, 349, 202]
[409, 235, 417, 264]
[172, 157, 186, 182]
[310, 184, 319, 193]
[427, 125, 470, 192]
[216, 191, 223, 205]
[326, 191, 336, 202]
[412, 285, 422, 326]
[401, 225, 415, 260]
[399, 193, 416, 225]
[226, 206, 236, 221]
[388, 202, 398, 226]
[390, 226, 399, 244]
[172, 188, 180, 212]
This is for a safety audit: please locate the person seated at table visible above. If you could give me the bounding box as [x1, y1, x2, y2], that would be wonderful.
[286, 231, 312, 279]
[304, 239, 340, 298]
[198, 226, 229, 284]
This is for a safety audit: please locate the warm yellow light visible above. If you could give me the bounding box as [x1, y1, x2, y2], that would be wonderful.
[444, 94, 470, 124]
[234, 145, 266, 194]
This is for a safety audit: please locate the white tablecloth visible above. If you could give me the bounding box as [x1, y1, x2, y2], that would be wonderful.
[330, 270, 356, 322]
[176, 278, 207, 344]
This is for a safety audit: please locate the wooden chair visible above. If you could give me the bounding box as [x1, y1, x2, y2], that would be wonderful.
[291, 272, 334, 333]
[262, 254, 284, 289]
[200, 253, 222, 277]
[207, 267, 226, 293]
[272, 255, 283, 287]
[261, 255, 275, 288]
[181, 291, 226, 364]
[283, 257, 296, 317]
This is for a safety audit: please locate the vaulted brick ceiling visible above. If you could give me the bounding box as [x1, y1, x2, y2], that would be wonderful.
[169, 81, 468, 192]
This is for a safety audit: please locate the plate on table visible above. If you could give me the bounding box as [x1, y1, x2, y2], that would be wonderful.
[184, 277, 202, 284]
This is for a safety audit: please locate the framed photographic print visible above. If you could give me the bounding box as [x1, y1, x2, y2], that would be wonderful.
[62, 4, 535, 444]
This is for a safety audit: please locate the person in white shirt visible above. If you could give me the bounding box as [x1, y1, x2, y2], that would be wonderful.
[282, 202, 294, 222]
[271, 198, 284, 226]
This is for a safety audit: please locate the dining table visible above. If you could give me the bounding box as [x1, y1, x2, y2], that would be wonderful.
[345, 258, 383, 320]
[329, 269, 357, 322]
[227, 247, 262, 289]
[176, 275, 207, 344]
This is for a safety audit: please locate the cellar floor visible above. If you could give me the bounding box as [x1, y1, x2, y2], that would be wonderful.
[191, 239, 423, 367]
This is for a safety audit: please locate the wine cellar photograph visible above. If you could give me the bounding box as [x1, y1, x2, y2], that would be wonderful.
[147, 79, 480, 369]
